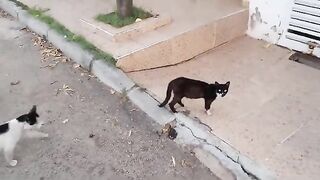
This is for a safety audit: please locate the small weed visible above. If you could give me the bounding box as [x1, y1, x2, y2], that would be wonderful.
[120, 88, 129, 102]
[121, 88, 128, 97]
[96, 7, 152, 28]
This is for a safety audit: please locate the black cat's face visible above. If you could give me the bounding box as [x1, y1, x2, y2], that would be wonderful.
[16, 105, 40, 127]
[215, 81, 230, 97]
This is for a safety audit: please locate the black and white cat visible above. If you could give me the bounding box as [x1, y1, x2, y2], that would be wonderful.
[0, 105, 48, 166]
[159, 77, 230, 115]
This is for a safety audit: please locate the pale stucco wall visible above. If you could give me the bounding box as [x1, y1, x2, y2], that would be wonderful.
[246, 0, 294, 44]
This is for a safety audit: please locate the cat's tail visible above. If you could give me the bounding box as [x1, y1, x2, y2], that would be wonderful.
[159, 82, 173, 107]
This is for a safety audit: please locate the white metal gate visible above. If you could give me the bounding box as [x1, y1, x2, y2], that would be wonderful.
[278, 0, 320, 57]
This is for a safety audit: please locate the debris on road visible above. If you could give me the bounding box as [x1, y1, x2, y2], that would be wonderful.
[50, 80, 58, 85]
[157, 122, 178, 140]
[73, 63, 81, 69]
[55, 84, 75, 96]
[0, 9, 11, 19]
[73, 137, 80, 143]
[55, 88, 62, 96]
[40, 61, 60, 69]
[19, 27, 28, 31]
[110, 89, 116, 95]
[31, 34, 69, 69]
[62, 119, 69, 124]
[10, 80, 20, 85]
[168, 127, 178, 140]
[264, 43, 272, 49]
[171, 156, 176, 167]
[89, 133, 95, 138]
[63, 84, 74, 95]
[128, 130, 132, 137]
[181, 159, 192, 167]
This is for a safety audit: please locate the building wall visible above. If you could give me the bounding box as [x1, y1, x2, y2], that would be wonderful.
[246, 0, 294, 44]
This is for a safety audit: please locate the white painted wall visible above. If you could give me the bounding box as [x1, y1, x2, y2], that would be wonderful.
[247, 0, 294, 44]
[247, 0, 320, 57]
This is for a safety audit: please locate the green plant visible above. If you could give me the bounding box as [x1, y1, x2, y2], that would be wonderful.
[96, 6, 152, 28]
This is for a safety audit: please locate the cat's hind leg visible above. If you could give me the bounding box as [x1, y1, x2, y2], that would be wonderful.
[169, 96, 181, 113]
[178, 99, 185, 107]
[4, 144, 17, 166]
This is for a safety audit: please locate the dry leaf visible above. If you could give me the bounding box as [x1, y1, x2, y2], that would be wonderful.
[31, 34, 68, 69]
[171, 156, 176, 167]
[181, 159, 192, 167]
[63, 84, 75, 96]
[56, 88, 62, 96]
[50, 80, 58, 85]
[62, 119, 69, 124]
[73, 64, 81, 69]
[10, 80, 20, 85]
[264, 43, 272, 48]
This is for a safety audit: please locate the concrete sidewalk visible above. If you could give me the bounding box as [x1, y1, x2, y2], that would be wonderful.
[3, 0, 319, 179]
[129, 36, 320, 180]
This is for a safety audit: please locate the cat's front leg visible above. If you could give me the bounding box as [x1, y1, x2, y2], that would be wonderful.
[25, 130, 49, 138]
[204, 98, 214, 116]
[4, 145, 18, 166]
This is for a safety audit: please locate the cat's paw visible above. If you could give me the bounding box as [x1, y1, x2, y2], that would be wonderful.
[206, 110, 212, 116]
[9, 160, 18, 167]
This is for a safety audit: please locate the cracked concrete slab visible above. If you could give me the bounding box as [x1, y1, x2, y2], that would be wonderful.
[128, 36, 320, 180]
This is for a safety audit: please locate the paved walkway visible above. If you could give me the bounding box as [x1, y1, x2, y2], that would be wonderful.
[0, 13, 217, 180]
[128, 36, 320, 180]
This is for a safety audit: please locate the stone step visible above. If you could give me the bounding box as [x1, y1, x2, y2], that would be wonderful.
[116, 8, 248, 72]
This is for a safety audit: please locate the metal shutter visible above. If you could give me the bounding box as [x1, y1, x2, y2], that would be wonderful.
[278, 0, 320, 57]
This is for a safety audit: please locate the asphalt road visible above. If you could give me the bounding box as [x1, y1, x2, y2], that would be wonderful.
[0, 10, 218, 180]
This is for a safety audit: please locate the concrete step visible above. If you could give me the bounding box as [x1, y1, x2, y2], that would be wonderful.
[116, 8, 248, 72]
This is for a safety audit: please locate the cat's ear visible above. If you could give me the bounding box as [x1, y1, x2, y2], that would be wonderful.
[215, 81, 219, 85]
[29, 105, 37, 115]
[226, 81, 230, 86]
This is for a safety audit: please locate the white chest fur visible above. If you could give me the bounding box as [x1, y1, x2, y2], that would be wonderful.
[0, 119, 24, 149]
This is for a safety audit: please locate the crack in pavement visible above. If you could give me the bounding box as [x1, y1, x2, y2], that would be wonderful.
[179, 123, 258, 180]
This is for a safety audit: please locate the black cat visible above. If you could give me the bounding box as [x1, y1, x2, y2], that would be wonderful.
[159, 77, 230, 114]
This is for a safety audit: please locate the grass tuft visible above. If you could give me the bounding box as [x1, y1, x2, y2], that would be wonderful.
[96, 7, 152, 28]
